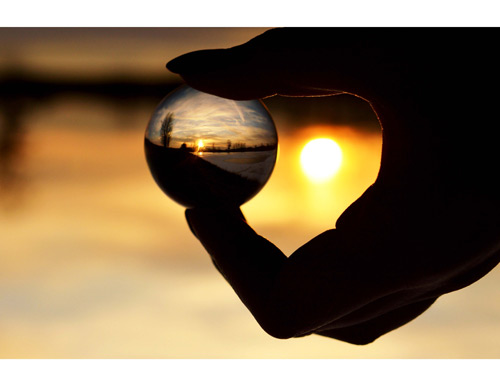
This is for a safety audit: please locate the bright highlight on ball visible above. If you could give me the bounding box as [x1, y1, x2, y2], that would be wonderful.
[300, 138, 343, 182]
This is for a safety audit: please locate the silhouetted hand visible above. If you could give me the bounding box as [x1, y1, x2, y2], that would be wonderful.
[166, 28, 500, 344]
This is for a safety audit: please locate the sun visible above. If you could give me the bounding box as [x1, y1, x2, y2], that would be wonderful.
[300, 138, 343, 182]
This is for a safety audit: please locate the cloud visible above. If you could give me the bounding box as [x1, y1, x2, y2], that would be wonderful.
[147, 86, 277, 148]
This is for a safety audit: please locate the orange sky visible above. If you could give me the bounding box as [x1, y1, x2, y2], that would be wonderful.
[0, 28, 270, 81]
[1, 28, 500, 358]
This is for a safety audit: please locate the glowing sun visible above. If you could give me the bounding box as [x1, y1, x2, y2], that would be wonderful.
[300, 138, 343, 182]
[196, 139, 205, 152]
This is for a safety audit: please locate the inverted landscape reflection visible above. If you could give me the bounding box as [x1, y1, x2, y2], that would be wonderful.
[145, 86, 278, 207]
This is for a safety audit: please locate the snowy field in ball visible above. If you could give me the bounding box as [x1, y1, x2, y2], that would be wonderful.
[198, 150, 275, 183]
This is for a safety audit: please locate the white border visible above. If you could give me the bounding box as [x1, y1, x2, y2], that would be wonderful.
[1, 359, 499, 386]
[2, 0, 500, 27]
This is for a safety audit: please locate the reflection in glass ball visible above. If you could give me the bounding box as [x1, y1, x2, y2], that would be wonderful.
[144, 85, 278, 208]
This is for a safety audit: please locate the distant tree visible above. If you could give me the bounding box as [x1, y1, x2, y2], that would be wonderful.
[160, 113, 174, 147]
[227, 139, 232, 152]
[233, 142, 247, 150]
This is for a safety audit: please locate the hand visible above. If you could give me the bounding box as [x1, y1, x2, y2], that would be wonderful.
[167, 28, 500, 344]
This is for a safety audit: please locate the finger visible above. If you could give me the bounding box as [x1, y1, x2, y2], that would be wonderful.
[185, 206, 289, 331]
[185, 206, 246, 240]
[430, 247, 500, 297]
[185, 207, 249, 278]
[315, 297, 437, 345]
[185, 206, 286, 278]
[166, 27, 405, 101]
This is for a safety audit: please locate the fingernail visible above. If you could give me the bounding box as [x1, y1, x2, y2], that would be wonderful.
[166, 52, 205, 73]
[166, 56, 184, 73]
[167, 49, 229, 74]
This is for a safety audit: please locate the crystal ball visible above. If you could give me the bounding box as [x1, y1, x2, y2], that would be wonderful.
[144, 85, 278, 208]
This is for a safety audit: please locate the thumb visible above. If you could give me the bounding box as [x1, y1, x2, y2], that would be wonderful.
[166, 28, 405, 101]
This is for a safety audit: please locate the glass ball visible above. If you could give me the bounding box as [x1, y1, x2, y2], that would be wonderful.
[144, 85, 278, 208]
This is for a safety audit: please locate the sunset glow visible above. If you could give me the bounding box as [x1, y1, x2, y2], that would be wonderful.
[149, 86, 277, 150]
[300, 138, 343, 182]
[2, 27, 497, 360]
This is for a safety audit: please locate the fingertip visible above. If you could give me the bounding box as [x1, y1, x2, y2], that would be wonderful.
[165, 60, 176, 73]
[166, 55, 186, 74]
[185, 206, 244, 232]
[166, 52, 198, 74]
[165, 54, 191, 75]
[166, 49, 228, 75]
[164, 45, 280, 100]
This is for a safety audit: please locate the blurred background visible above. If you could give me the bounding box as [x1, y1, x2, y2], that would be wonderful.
[0, 27, 499, 358]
